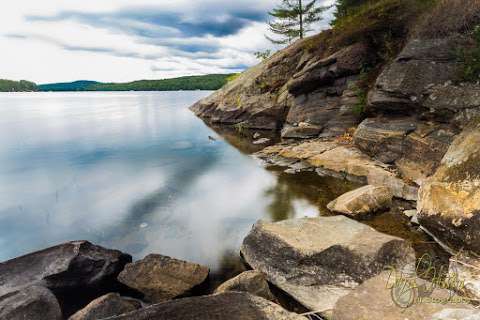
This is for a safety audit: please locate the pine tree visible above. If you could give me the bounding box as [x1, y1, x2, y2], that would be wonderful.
[267, 0, 328, 45]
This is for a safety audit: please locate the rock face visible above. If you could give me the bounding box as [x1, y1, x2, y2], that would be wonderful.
[117, 254, 209, 303]
[332, 272, 476, 320]
[214, 271, 276, 302]
[256, 140, 418, 200]
[69, 293, 142, 320]
[418, 121, 480, 254]
[103, 292, 306, 320]
[327, 185, 393, 217]
[240, 216, 415, 313]
[0, 286, 62, 320]
[0, 241, 131, 297]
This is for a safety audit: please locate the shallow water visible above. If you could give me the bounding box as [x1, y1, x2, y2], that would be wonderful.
[0, 91, 360, 274]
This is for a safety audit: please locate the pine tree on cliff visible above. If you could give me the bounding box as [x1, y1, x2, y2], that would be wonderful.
[267, 0, 328, 45]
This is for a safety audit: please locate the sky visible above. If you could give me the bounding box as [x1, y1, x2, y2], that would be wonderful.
[1, 0, 335, 84]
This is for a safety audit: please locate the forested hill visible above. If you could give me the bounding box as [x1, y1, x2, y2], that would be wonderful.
[38, 74, 234, 92]
[0, 79, 37, 92]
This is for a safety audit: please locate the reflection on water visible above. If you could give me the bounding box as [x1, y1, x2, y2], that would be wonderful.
[0, 92, 358, 274]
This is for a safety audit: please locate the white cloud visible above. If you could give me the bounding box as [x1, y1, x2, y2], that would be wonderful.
[1, 0, 335, 83]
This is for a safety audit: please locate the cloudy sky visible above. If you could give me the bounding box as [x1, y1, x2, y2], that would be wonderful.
[2, 0, 335, 84]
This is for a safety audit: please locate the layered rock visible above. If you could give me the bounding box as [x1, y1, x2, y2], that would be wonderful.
[418, 121, 480, 254]
[0, 286, 62, 320]
[449, 254, 480, 301]
[0, 241, 131, 297]
[117, 254, 209, 303]
[240, 216, 415, 313]
[368, 36, 465, 114]
[256, 140, 418, 200]
[332, 271, 476, 320]
[214, 271, 276, 302]
[354, 117, 456, 183]
[190, 39, 311, 130]
[103, 292, 306, 320]
[69, 293, 142, 320]
[327, 185, 393, 217]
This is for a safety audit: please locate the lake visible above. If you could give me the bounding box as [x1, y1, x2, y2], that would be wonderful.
[0, 91, 360, 277]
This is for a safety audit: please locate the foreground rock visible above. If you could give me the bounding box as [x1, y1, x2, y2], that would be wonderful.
[117, 254, 209, 303]
[103, 292, 306, 320]
[214, 271, 276, 302]
[449, 254, 480, 301]
[256, 140, 418, 200]
[332, 272, 476, 320]
[418, 121, 480, 254]
[0, 241, 131, 297]
[69, 293, 142, 320]
[327, 185, 392, 217]
[240, 216, 415, 313]
[0, 286, 62, 320]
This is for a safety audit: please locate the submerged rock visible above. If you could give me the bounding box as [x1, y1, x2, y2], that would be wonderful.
[0, 286, 62, 320]
[240, 216, 415, 313]
[214, 271, 276, 302]
[103, 292, 306, 320]
[0, 241, 131, 297]
[418, 121, 480, 254]
[117, 254, 209, 303]
[256, 141, 418, 200]
[69, 293, 142, 320]
[332, 271, 476, 320]
[327, 185, 393, 217]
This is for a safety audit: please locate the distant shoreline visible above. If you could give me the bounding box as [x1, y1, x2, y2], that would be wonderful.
[0, 74, 235, 92]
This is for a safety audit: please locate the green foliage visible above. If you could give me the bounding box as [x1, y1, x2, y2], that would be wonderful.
[459, 26, 480, 82]
[226, 73, 241, 82]
[38, 74, 233, 92]
[331, 0, 367, 26]
[0, 79, 38, 92]
[267, 0, 328, 44]
[254, 50, 273, 61]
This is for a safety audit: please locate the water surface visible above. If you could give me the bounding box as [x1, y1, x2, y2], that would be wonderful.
[0, 91, 356, 273]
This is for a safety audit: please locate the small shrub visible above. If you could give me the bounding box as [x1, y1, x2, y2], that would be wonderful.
[458, 26, 480, 82]
[227, 73, 241, 83]
[254, 50, 272, 61]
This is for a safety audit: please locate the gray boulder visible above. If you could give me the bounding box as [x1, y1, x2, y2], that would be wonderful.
[240, 216, 415, 313]
[214, 271, 277, 302]
[102, 292, 306, 320]
[0, 241, 131, 297]
[117, 254, 209, 303]
[69, 293, 142, 320]
[0, 286, 62, 320]
[327, 185, 393, 217]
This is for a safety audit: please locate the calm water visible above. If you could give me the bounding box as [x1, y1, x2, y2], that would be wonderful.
[0, 91, 357, 272]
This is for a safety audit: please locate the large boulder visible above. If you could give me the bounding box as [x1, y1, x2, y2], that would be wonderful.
[0, 286, 62, 320]
[327, 185, 393, 217]
[240, 216, 415, 313]
[102, 292, 306, 320]
[214, 271, 276, 302]
[332, 271, 476, 320]
[418, 121, 480, 254]
[117, 254, 209, 303]
[69, 293, 142, 320]
[0, 241, 131, 297]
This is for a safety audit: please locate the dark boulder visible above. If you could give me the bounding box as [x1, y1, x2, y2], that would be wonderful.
[0, 286, 62, 320]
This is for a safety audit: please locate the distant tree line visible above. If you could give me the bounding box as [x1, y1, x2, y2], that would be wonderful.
[38, 74, 234, 92]
[0, 79, 38, 92]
